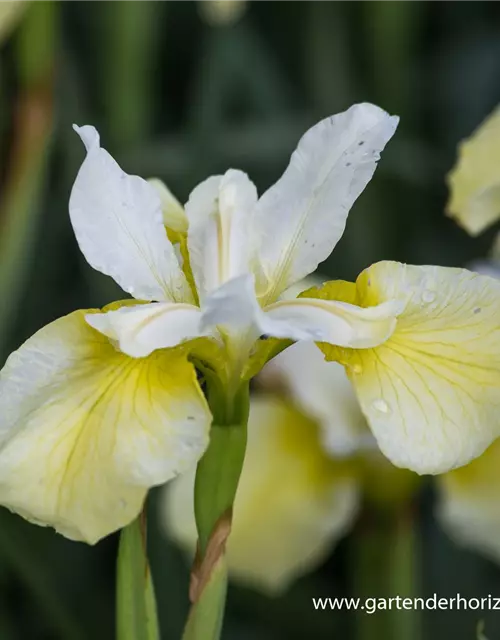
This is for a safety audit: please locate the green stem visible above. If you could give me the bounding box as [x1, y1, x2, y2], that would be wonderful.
[352, 509, 421, 640]
[351, 517, 391, 640]
[387, 512, 421, 640]
[182, 380, 249, 640]
[102, 1, 161, 148]
[116, 512, 159, 640]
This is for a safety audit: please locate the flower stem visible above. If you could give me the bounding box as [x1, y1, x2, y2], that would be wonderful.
[182, 380, 249, 640]
[352, 508, 421, 640]
[387, 511, 421, 640]
[116, 511, 159, 640]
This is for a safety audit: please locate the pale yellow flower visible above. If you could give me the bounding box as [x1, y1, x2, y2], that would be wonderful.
[3, 100, 500, 549]
[0, 104, 400, 542]
[447, 105, 500, 236]
[438, 439, 500, 562]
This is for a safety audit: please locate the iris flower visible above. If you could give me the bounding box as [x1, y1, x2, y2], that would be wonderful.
[1, 102, 500, 545]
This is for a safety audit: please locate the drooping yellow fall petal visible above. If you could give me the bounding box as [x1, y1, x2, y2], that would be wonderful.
[163, 396, 359, 594]
[447, 105, 500, 236]
[438, 440, 500, 562]
[305, 262, 500, 475]
[0, 310, 211, 544]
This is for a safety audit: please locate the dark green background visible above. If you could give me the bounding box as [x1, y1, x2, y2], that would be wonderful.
[0, 2, 499, 638]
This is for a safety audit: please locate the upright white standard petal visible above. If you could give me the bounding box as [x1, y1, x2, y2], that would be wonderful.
[253, 103, 399, 304]
[185, 169, 258, 301]
[70, 126, 193, 303]
[85, 302, 205, 358]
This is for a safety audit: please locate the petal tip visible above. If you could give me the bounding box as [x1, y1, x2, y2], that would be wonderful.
[73, 124, 100, 152]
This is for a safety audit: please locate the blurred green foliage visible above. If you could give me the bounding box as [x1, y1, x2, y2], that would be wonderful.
[0, 1, 500, 639]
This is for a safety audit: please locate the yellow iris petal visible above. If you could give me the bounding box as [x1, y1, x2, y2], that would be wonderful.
[438, 440, 500, 562]
[446, 105, 500, 236]
[164, 396, 359, 594]
[0, 310, 211, 544]
[308, 261, 500, 474]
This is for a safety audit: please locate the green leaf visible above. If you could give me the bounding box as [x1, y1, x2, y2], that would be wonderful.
[181, 558, 228, 640]
[116, 515, 159, 640]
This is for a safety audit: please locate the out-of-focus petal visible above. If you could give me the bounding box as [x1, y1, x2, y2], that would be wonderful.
[438, 440, 500, 562]
[262, 341, 371, 456]
[447, 105, 500, 236]
[148, 178, 188, 233]
[0, 1, 27, 43]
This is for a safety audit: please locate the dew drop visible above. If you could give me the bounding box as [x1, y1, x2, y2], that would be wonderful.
[372, 398, 390, 414]
[422, 290, 436, 303]
[351, 364, 363, 375]
[474, 307, 481, 314]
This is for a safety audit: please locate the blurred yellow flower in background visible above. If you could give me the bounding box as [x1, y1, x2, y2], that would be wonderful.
[438, 439, 500, 563]
[0, 1, 27, 44]
[199, 0, 247, 27]
[447, 105, 500, 237]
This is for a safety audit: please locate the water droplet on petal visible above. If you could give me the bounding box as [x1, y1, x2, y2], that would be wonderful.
[474, 307, 481, 314]
[372, 398, 390, 414]
[422, 290, 436, 303]
[351, 364, 363, 375]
